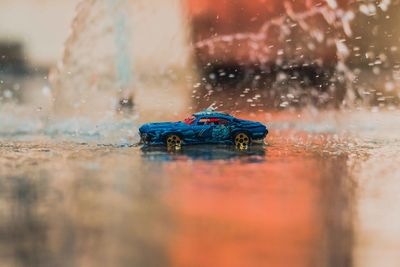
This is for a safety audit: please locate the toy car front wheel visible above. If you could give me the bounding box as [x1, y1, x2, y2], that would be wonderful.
[165, 134, 182, 149]
[234, 132, 251, 149]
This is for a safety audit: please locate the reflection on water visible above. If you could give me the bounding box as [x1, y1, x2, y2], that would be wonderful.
[0, 129, 357, 267]
[141, 145, 266, 162]
[0, 176, 52, 267]
[164, 135, 353, 267]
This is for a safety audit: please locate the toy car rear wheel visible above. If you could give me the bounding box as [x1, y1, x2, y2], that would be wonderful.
[234, 132, 251, 149]
[166, 134, 182, 149]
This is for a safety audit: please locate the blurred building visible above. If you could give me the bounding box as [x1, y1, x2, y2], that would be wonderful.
[0, 42, 28, 74]
[0, 0, 80, 69]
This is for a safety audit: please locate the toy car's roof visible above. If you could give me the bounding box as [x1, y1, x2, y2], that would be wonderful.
[193, 109, 232, 118]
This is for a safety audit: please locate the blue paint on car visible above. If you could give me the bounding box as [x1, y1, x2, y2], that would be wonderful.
[138, 110, 268, 146]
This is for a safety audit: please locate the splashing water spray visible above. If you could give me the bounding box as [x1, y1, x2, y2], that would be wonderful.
[108, 0, 134, 107]
[50, 0, 195, 123]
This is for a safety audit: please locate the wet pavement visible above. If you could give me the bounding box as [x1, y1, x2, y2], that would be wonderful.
[0, 111, 399, 267]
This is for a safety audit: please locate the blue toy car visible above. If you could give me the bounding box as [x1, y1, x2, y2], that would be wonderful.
[139, 109, 268, 148]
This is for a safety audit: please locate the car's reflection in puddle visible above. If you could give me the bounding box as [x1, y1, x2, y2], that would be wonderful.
[140, 144, 266, 162]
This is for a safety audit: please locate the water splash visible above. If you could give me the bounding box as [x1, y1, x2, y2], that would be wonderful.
[108, 0, 134, 94]
[50, 0, 195, 121]
[0, 0, 196, 143]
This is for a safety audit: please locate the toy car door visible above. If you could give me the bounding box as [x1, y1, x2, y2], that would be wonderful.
[192, 117, 214, 142]
[210, 118, 232, 142]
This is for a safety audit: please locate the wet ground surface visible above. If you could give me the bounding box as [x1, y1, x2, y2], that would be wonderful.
[0, 111, 399, 267]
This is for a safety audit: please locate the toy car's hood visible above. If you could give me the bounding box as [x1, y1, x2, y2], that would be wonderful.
[139, 122, 185, 133]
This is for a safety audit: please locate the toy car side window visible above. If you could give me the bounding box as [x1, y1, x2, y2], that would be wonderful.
[207, 118, 220, 125]
[207, 118, 230, 125]
[196, 117, 230, 125]
[197, 118, 208, 125]
[217, 119, 230, 125]
[199, 118, 216, 125]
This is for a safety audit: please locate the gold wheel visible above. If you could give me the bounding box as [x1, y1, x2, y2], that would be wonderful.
[234, 132, 250, 149]
[166, 134, 182, 149]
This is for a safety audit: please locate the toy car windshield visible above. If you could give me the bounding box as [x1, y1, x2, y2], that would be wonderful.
[183, 116, 196, 125]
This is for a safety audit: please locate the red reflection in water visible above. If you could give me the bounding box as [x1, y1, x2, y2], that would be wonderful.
[164, 136, 325, 267]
